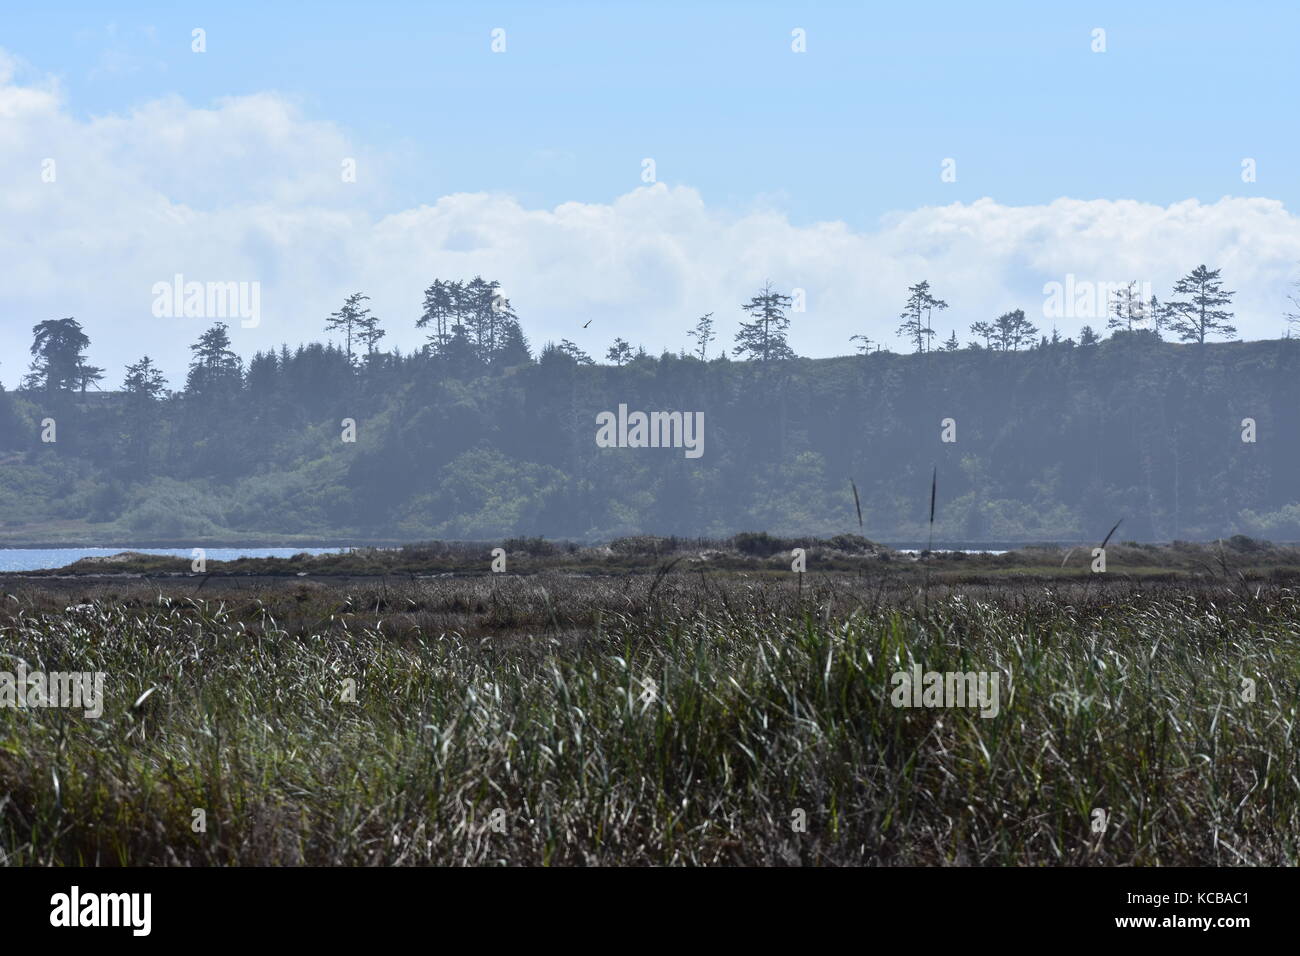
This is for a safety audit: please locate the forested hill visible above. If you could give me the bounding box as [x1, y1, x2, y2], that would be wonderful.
[1, 330, 1298, 546]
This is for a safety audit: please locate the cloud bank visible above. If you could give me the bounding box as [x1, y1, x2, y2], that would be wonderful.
[3, 52, 1300, 388]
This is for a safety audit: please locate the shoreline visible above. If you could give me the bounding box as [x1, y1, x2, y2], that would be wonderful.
[2, 539, 1271, 552]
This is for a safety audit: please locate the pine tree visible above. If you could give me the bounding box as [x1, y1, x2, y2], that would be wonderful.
[896, 280, 947, 353]
[1107, 281, 1145, 333]
[480, 281, 518, 362]
[418, 279, 457, 354]
[686, 313, 715, 360]
[356, 302, 385, 359]
[186, 322, 243, 395]
[1147, 295, 1168, 339]
[462, 277, 496, 358]
[492, 319, 532, 368]
[606, 337, 633, 366]
[850, 333, 874, 354]
[122, 356, 167, 399]
[74, 362, 105, 394]
[1166, 265, 1236, 344]
[325, 292, 375, 364]
[969, 320, 996, 350]
[995, 309, 1038, 351]
[119, 355, 166, 473]
[557, 339, 594, 364]
[923, 285, 949, 349]
[440, 323, 481, 373]
[26, 318, 95, 394]
[733, 283, 794, 361]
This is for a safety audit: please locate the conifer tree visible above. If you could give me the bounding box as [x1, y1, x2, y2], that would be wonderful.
[733, 283, 794, 361]
[687, 313, 715, 360]
[1166, 265, 1236, 344]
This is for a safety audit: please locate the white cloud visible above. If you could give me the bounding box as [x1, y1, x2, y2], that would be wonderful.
[2, 56, 1299, 389]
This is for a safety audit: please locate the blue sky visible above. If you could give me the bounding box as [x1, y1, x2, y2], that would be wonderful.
[11, 0, 1296, 222]
[2, 1, 1299, 385]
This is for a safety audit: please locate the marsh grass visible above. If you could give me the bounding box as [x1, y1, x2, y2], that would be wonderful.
[0, 573, 1297, 865]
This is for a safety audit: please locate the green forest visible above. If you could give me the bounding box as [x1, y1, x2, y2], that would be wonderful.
[2, 269, 1297, 546]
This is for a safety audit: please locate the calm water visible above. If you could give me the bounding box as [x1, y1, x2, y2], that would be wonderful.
[1, 545, 1007, 573]
[0, 547, 344, 573]
[896, 548, 1008, 555]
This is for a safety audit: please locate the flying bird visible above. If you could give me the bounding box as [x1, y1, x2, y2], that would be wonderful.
[582, 319, 592, 328]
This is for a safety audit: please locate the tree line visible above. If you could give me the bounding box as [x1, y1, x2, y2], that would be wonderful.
[8, 263, 1248, 401]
